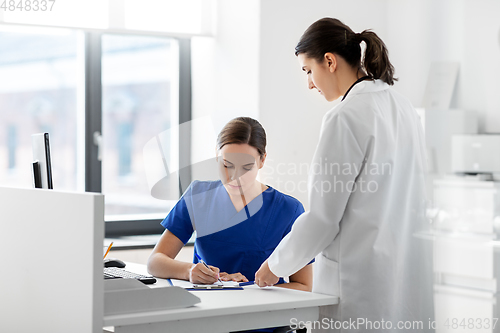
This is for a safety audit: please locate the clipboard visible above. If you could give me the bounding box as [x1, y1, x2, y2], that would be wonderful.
[169, 279, 245, 290]
[189, 282, 243, 290]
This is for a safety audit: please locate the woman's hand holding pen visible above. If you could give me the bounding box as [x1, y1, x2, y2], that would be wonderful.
[220, 272, 248, 283]
[189, 262, 220, 284]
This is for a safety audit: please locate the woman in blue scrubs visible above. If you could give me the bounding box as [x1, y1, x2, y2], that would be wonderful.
[147, 117, 312, 292]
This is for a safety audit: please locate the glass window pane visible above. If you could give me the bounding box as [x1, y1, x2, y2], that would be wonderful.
[101, 34, 179, 220]
[0, 26, 83, 191]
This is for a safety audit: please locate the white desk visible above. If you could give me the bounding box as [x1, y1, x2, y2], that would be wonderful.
[105, 263, 339, 333]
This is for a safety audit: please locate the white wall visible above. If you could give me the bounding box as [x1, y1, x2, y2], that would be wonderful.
[385, 0, 434, 106]
[461, 0, 500, 133]
[192, 0, 500, 207]
[387, 0, 500, 133]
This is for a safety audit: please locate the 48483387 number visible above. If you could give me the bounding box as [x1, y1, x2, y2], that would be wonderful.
[444, 318, 498, 330]
[1, 0, 56, 11]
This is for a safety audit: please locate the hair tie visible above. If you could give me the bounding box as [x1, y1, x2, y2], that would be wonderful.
[355, 32, 362, 43]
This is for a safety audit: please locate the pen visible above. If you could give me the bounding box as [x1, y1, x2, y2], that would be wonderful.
[239, 281, 255, 287]
[195, 253, 222, 283]
[103, 242, 113, 259]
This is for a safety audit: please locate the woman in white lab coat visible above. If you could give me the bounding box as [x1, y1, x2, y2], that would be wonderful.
[255, 18, 433, 332]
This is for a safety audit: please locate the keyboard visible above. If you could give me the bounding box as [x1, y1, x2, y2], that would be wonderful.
[104, 267, 157, 285]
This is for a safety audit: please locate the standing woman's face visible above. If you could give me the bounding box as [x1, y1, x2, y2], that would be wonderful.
[298, 53, 340, 102]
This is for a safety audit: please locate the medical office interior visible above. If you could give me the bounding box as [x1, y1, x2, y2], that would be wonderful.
[1, 0, 500, 332]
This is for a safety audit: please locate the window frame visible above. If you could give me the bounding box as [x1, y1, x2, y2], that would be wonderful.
[83, 31, 192, 237]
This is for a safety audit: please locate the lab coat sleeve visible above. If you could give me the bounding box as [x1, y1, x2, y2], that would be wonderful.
[268, 109, 365, 277]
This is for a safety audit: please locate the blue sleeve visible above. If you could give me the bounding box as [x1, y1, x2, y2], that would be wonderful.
[160, 191, 194, 245]
[282, 200, 305, 237]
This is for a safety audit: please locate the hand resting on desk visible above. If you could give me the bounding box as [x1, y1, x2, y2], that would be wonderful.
[220, 272, 249, 283]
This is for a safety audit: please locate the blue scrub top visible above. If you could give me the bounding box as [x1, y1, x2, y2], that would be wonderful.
[161, 180, 311, 282]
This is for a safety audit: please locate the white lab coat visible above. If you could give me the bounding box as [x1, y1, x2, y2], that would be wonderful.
[268, 80, 433, 332]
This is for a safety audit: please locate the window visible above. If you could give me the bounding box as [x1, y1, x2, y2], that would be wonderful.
[101, 34, 179, 221]
[0, 27, 82, 192]
[0, 25, 192, 237]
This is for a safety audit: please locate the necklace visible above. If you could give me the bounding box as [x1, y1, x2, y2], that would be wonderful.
[341, 76, 371, 101]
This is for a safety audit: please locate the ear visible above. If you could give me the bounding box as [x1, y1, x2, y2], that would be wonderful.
[259, 153, 267, 169]
[324, 53, 337, 73]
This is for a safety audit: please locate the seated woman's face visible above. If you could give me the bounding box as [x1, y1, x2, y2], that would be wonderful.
[218, 143, 263, 196]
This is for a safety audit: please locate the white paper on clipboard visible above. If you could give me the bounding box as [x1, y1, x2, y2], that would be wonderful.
[170, 279, 240, 289]
[192, 281, 240, 289]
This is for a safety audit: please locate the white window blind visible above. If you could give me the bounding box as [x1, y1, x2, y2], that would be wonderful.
[1, 0, 215, 36]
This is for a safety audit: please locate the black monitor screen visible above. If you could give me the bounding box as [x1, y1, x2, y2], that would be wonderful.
[32, 133, 53, 189]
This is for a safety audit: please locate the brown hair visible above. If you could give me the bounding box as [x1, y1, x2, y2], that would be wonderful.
[295, 18, 396, 85]
[217, 117, 266, 159]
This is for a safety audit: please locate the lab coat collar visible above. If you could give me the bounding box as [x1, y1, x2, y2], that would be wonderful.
[341, 79, 389, 102]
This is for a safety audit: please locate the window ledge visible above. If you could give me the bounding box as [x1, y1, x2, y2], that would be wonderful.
[105, 233, 195, 250]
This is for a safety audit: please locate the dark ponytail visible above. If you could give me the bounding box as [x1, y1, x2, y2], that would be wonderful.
[358, 30, 396, 85]
[295, 18, 397, 85]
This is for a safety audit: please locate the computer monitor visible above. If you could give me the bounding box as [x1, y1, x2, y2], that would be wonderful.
[32, 132, 53, 189]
